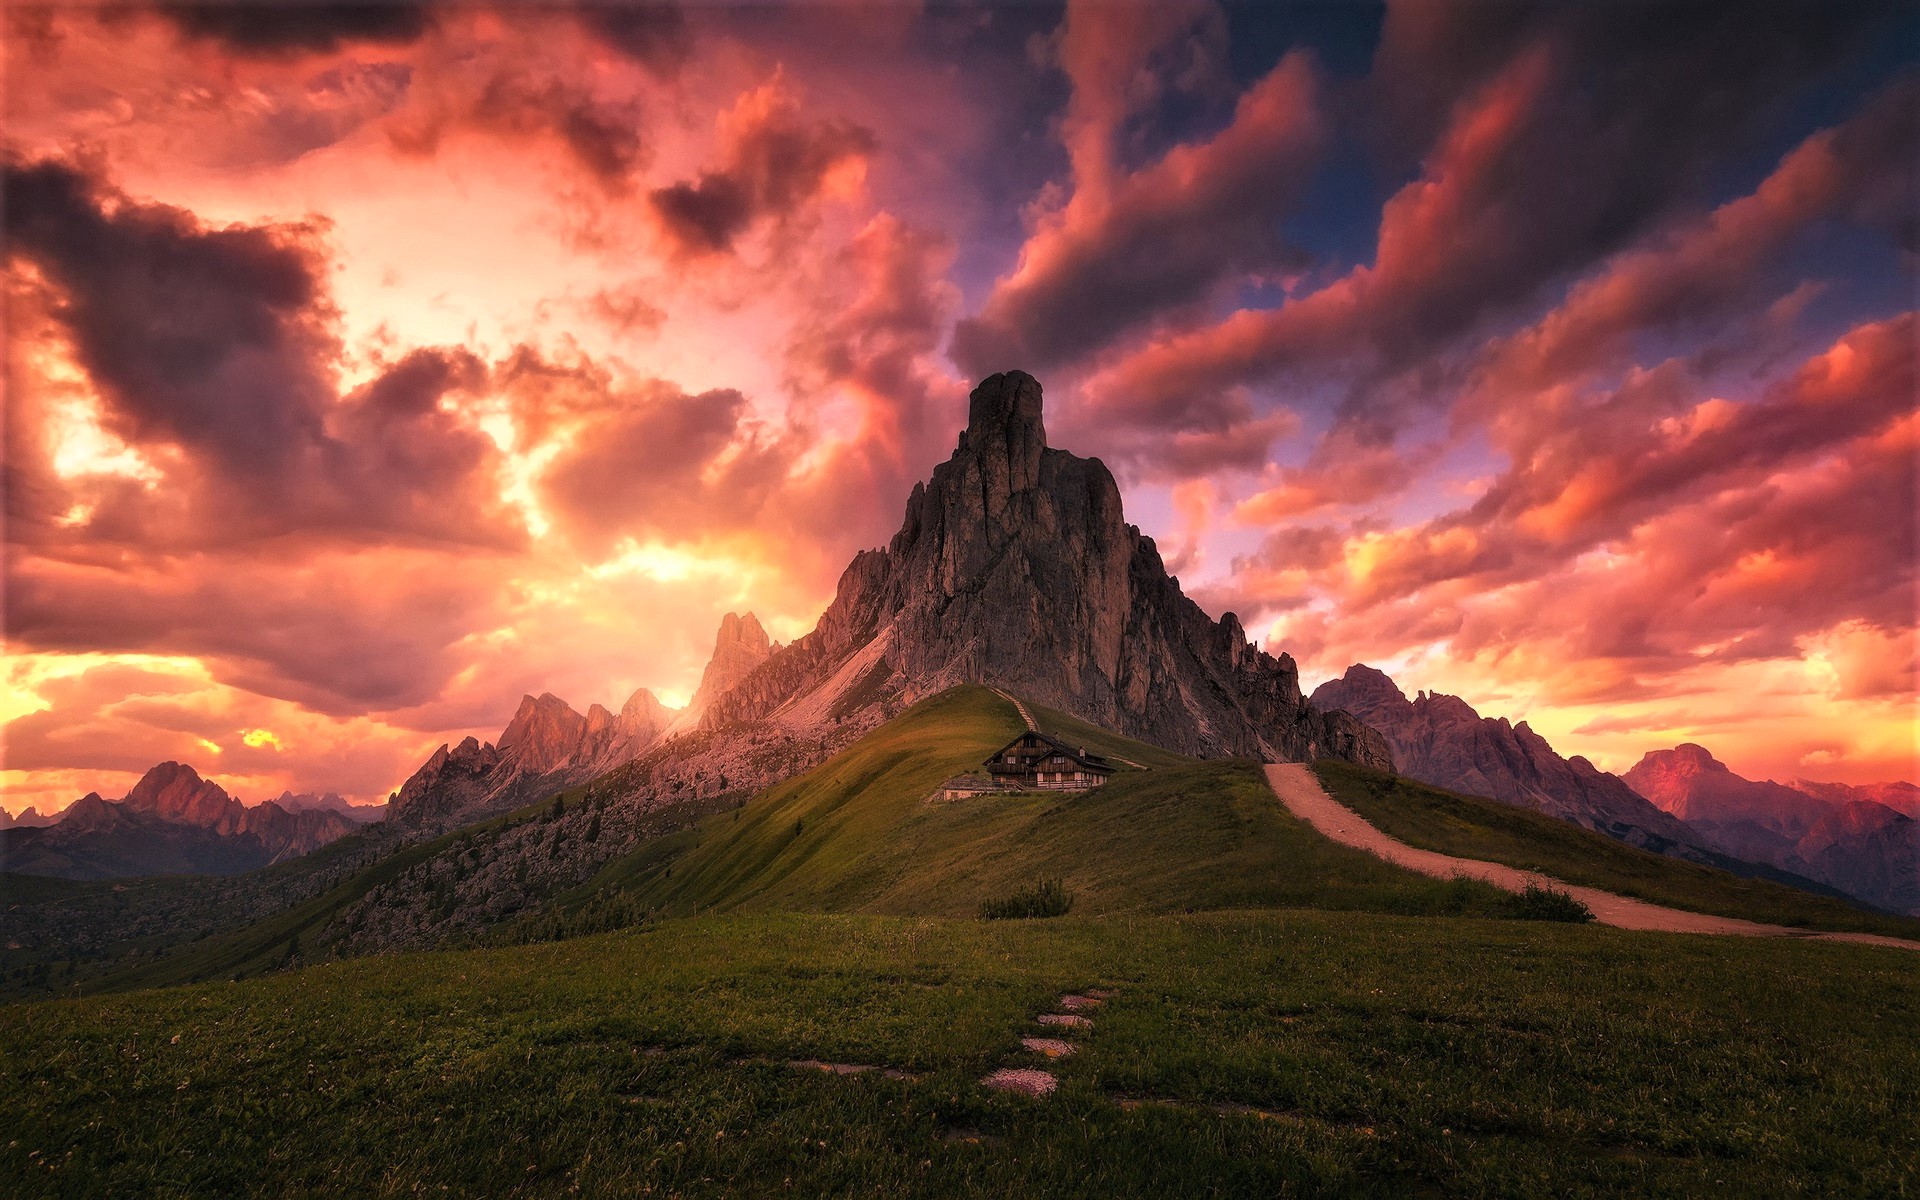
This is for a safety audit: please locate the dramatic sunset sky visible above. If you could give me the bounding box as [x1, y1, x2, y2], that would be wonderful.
[4, 0, 1915, 814]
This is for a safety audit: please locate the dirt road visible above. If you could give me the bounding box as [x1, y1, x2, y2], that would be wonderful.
[1264, 763, 1917, 951]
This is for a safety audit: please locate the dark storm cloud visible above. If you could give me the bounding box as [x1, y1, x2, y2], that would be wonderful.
[950, 51, 1328, 380]
[647, 86, 875, 257]
[2, 156, 514, 549]
[572, 1, 690, 75]
[4, 156, 336, 479]
[471, 72, 648, 189]
[152, 0, 434, 56]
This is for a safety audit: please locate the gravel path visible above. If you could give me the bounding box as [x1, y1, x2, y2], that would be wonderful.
[1264, 763, 1917, 951]
[989, 688, 1038, 732]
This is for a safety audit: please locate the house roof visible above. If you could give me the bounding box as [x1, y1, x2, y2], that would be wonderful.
[984, 731, 1114, 772]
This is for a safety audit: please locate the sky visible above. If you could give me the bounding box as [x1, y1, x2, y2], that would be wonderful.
[3, 0, 1915, 815]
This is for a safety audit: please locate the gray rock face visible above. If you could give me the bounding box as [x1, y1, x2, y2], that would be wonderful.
[706, 371, 1392, 769]
[1311, 665, 1703, 853]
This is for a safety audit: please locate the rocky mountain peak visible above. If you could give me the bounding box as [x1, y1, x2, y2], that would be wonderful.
[958, 369, 1048, 504]
[696, 371, 1392, 768]
[677, 612, 776, 726]
[120, 761, 242, 832]
[616, 688, 673, 743]
[1312, 664, 1409, 715]
[496, 693, 588, 775]
[584, 703, 616, 739]
[1649, 743, 1729, 774]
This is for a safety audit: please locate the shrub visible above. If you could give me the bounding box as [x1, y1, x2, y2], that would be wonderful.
[980, 878, 1075, 920]
[1504, 883, 1594, 923]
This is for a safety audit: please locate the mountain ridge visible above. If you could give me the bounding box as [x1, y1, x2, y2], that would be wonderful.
[1309, 664, 1702, 854]
[1626, 745, 1917, 914]
[0, 762, 362, 880]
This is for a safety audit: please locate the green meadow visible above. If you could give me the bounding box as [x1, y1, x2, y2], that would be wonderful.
[6, 686, 1917, 1196]
[6, 911, 1917, 1198]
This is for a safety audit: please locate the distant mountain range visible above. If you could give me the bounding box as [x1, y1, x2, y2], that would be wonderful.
[1309, 664, 1917, 915]
[1, 763, 372, 880]
[1626, 745, 1918, 915]
[387, 677, 679, 828]
[1310, 665, 1702, 854]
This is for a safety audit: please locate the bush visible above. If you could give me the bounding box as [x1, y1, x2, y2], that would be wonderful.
[1503, 883, 1594, 923]
[980, 878, 1075, 920]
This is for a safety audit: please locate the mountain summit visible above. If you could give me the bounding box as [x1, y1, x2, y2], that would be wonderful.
[705, 371, 1391, 767]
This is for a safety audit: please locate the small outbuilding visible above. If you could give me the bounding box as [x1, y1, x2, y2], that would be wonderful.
[934, 774, 1019, 802]
[984, 731, 1114, 791]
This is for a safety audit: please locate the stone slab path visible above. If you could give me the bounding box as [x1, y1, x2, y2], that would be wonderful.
[1264, 763, 1918, 952]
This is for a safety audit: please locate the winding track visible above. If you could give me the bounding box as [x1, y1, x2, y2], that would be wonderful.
[989, 687, 1039, 731]
[1264, 763, 1918, 951]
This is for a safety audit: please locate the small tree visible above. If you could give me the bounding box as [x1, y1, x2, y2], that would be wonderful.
[550, 794, 565, 821]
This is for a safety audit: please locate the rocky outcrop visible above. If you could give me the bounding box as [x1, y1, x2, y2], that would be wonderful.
[0, 764, 362, 880]
[0, 805, 57, 830]
[1627, 745, 1918, 914]
[702, 371, 1392, 769]
[387, 683, 682, 829]
[1311, 665, 1703, 854]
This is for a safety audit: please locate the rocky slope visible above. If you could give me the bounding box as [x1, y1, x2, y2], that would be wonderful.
[702, 371, 1391, 768]
[0, 763, 362, 880]
[1627, 745, 1918, 914]
[1310, 665, 1705, 855]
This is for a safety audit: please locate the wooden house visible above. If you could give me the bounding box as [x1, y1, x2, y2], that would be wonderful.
[984, 731, 1114, 791]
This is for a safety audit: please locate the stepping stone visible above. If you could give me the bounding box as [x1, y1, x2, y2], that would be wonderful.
[1059, 994, 1102, 1011]
[1021, 1036, 1075, 1058]
[1085, 988, 1117, 1000]
[982, 1067, 1056, 1097]
[1036, 1012, 1091, 1030]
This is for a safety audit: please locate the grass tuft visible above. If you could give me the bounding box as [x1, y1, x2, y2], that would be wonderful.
[979, 877, 1074, 920]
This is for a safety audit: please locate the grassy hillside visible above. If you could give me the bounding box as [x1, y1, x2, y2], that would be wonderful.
[606, 685, 1541, 921]
[1315, 759, 1920, 939]
[6, 909, 1916, 1198]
